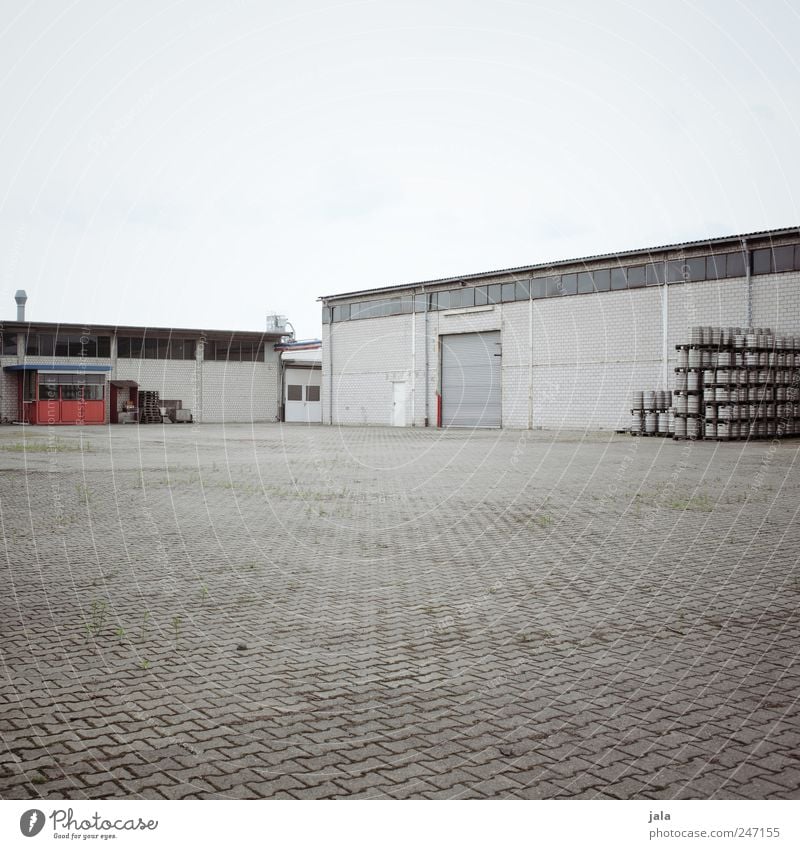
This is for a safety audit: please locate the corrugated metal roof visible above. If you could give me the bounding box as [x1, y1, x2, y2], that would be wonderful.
[319, 225, 800, 302]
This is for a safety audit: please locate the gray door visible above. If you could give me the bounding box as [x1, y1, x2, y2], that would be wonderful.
[441, 331, 501, 427]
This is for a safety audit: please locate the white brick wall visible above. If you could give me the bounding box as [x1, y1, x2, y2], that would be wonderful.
[322, 265, 800, 431]
[0, 348, 281, 425]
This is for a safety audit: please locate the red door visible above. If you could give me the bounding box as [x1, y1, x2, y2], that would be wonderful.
[35, 375, 106, 425]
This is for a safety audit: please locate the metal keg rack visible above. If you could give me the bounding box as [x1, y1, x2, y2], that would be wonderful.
[629, 391, 673, 437]
[699, 338, 800, 441]
[625, 327, 800, 442]
[672, 344, 704, 440]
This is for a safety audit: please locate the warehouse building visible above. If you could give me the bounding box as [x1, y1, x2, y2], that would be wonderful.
[1, 296, 284, 425]
[320, 227, 800, 430]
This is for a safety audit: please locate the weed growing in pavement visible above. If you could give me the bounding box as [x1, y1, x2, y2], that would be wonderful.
[139, 610, 150, 642]
[172, 615, 182, 649]
[668, 494, 713, 512]
[137, 659, 151, 670]
[84, 600, 108, 637]
[75, 483, 93, 503]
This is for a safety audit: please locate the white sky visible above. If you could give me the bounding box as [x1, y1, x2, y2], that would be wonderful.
[1, 0, 799, 339]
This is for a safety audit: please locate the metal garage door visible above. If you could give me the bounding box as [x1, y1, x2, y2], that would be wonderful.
[441, 331, 501, 427]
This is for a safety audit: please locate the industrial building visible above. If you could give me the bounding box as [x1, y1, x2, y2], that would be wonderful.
[320, 227, 800, 430]
[0, 294, 285, 425]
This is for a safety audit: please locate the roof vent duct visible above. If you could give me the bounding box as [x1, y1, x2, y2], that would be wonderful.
[14, 290, 27, 322]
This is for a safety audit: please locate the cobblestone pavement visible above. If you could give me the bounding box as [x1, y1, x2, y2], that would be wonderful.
[1, 423, 799, 800]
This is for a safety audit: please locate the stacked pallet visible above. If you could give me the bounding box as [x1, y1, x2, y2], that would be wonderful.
[686, 327, 800, 441]
[626, 326, 800, 441]
[139, 390, 162, 424]
[629, 389, 673, 436]
[673, 328, 706, 440]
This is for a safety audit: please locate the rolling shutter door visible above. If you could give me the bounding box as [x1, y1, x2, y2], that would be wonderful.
[441, 331, 501, 428]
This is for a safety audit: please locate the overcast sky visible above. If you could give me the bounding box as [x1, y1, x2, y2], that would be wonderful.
[1, 0, 799, 338]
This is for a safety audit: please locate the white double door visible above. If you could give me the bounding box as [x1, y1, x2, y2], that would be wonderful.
[285, 368, 322, 423]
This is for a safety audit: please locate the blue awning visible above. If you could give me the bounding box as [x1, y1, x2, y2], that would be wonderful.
[3, 364, 113, 372]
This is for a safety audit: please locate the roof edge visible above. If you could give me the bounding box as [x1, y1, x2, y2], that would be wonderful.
[319, 225, 800, 302]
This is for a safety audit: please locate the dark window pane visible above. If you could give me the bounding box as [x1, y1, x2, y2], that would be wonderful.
[515, 280, 530, 300]
[795, 245, 800, 271]
[706, 254, 725, 279]
[238, 343, 252, 362]
[287, 385, 302, 401]
[610, 268, 627, 290]
[25, 334, 38, 355]
[646, 262, 665, 285]
[39, 381, 58, 400]
[627, 265, 646, 287]
[4, 332, 17, 355]
[726, 251, 746, 278]
[577, 272, 592, 294]
[686, 257, 706, 281]
[38, 334, 54, 356]
[54, 336, 68, 356]
[666, 260, 687, 283]
[84, 384, 104, 400]
[592, 269, 610, 292]
[306, 385, 320, 402]
[117, 337, 130, 358]
[501, 282, 515, 303]
[773, 245, 794, 273]
[144, 338, 158, 359]
[474, 286, 488, 306]
[530, 278, 547, 299]
[554, 274, 572, 295]
[96, 336, 110, 357]
[83, 336, 98, 357]
[186, 341, 196, 360]
[61, 384, 80, 400]
[487, 284, 501, 304]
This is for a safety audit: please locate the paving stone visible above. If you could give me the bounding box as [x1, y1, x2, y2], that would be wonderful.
[0, 424, 798, 800]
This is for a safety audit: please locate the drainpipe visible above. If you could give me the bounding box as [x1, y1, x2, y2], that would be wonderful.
[327, 305, 334, 425]
[743, 237, 752, 327]
[528, 289, 533, 429]
[662, 263, 669, 391]
[411, 306, 416, 426]
[423, 286, 429, 427]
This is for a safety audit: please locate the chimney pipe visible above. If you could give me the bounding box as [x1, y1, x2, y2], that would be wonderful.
[14, 290, 27, 322]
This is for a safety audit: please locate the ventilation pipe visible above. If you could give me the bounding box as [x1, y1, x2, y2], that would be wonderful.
[14, 290, 27, 321]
